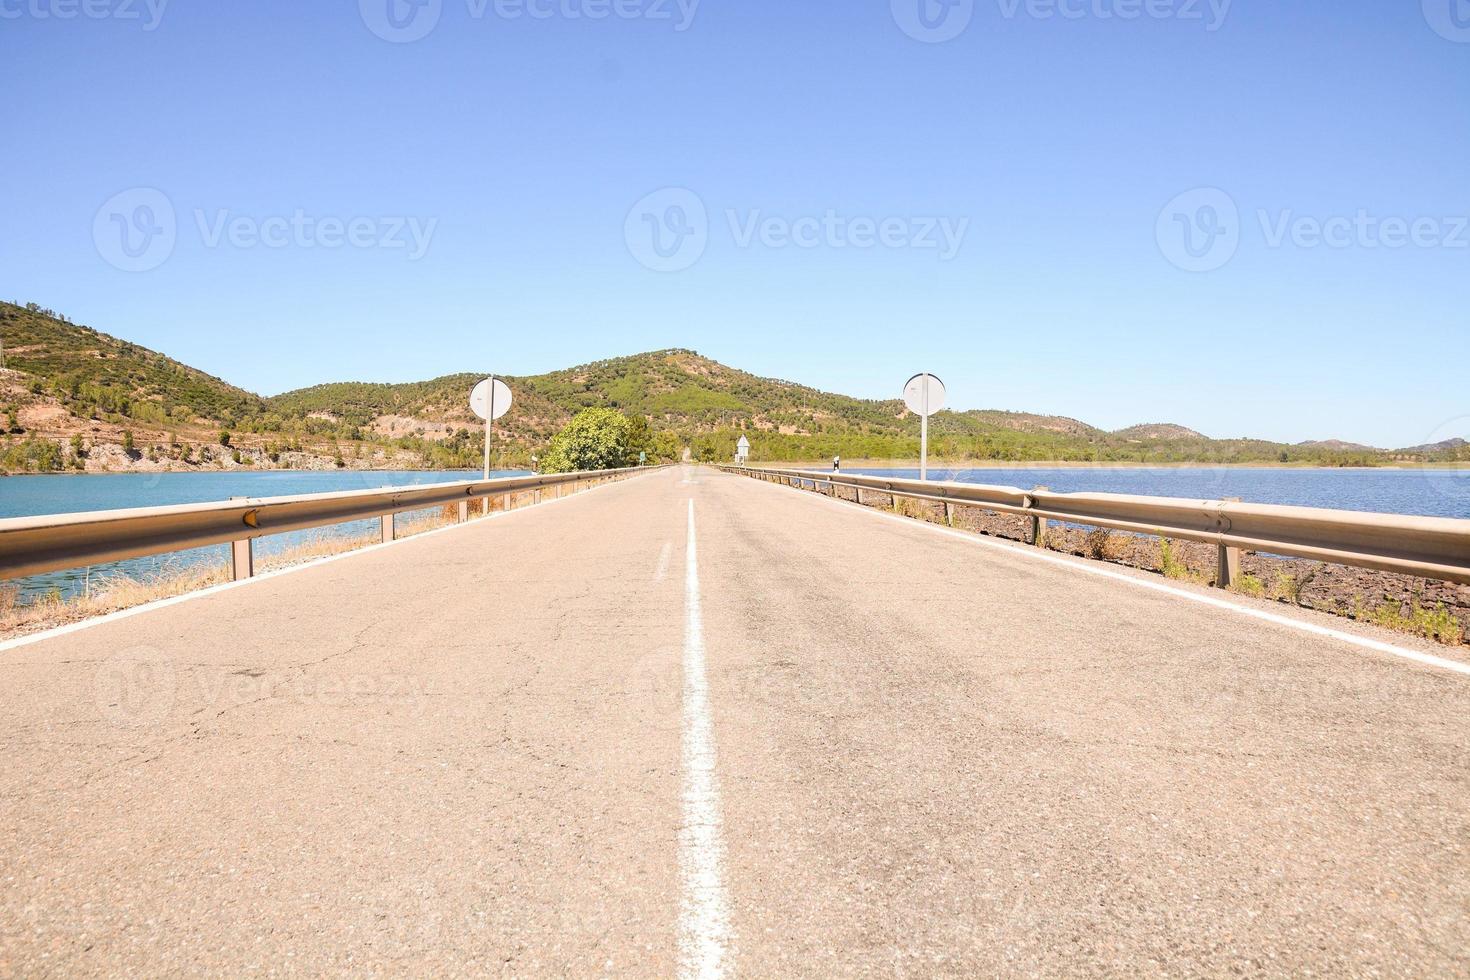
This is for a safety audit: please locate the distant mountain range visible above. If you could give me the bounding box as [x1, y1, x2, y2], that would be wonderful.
[1396, 438, 1468, 455]
[1, 300, 1464, 472]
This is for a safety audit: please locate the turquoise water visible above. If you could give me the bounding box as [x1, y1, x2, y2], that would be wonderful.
[1, 469, 525, 601]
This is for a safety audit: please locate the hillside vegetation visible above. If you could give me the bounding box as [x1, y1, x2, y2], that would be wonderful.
[0, 301, 264, 426]
[2, 300, 1465, 473]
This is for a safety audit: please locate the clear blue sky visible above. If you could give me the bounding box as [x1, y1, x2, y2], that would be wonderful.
[3, 0, 1465, 448]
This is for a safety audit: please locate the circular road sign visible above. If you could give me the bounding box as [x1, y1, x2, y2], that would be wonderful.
[902, 373, 947, 417]
[470, 377, 513, 421]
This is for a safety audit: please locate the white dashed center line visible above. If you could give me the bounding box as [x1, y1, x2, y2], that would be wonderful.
[678, 499, 732, 978]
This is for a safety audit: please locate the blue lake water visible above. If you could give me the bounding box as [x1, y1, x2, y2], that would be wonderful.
[2, 466, 1467, 603]
[0, 469, 523, 601]
[826, 466, 1470, 518]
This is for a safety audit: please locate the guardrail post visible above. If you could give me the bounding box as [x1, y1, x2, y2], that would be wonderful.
[502, 492, 513, 511]
[1028, 486, 1049, 547]
[534, 488, 543, 505]
[229, 539, 253, 580]
[380, 513, 395, 543]
[1217, 497, 1241, 589]
[458, 500, 469, 523]
[228, 497, 254, 580]
[944, 501, 954, 527]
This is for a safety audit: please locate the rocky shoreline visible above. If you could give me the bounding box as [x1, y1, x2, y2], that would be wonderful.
[0, 441, 436, 475]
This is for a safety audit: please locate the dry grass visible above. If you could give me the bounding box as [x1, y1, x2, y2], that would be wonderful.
[893, 496, 942, 522]
[1084, 528, 1130, 562]
[1158, 538, 1209, 585]
[256, 529, 379, 571]
[0, 564, 229, 642]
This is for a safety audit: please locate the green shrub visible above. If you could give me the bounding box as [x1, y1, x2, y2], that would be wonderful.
[0, 436, 65, 472]
[541, 408, 634, 473]
[1270, 571, 1301, 603]
[1233, 574, 1266, 598]
[1362, 599, 1465, 646]
[1159, 538, 1187, 580]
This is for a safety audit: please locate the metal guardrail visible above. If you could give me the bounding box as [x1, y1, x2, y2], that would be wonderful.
[718, 465, 1470, 588]
[0, 466, 662, 583]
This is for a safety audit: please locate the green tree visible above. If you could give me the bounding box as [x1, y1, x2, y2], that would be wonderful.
[624, 413, 656, 465]
[541, 408, 633, 473]
[69, 432, 85, 458]
[651, 430, 680, 462]
[218, 429, 232, 447]
[121, 430, 135, 455]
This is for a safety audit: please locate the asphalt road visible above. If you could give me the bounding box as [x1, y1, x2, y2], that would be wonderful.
[1, 465, 1467, 976]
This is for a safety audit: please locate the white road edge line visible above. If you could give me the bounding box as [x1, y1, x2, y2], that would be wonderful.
[0, 471, 659, 655]
[757, 476, 1470, 679]
[679, 499, 732, 979]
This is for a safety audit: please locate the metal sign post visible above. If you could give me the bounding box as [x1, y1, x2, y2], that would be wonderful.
[470, 377, 514, 481]
[902, 373, 947, 481]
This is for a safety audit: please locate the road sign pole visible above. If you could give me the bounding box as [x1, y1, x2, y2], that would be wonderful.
[920, 374, 929, 481]
[904, 372, 945, 483]
[483, 376, 496, 481]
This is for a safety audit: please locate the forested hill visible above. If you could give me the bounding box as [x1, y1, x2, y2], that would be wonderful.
[3, 301, 1464, 472]
[264, 349, 1427, 466]
[0, 301, 265, 425]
